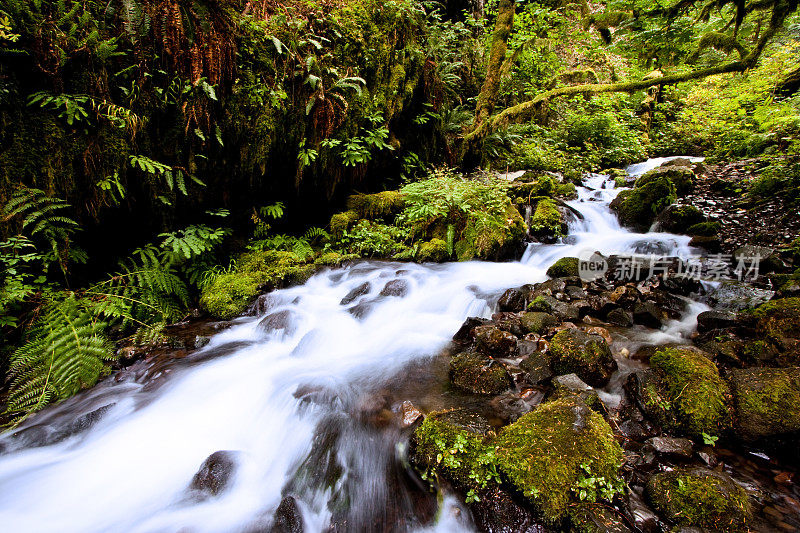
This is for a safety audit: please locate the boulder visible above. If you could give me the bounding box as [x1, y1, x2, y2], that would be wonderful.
[520, 312, 558, 335]
[645, 467, 751, 530]
[449, 351, 514, 395]
[258, 310, 298, 336]
[746, 297, 800, 366]
[495, 397, 624, 524]
[546, 257, 580, 278]
[729, 367, 800, 441]
[548, 329, 617, 387]
[497, 287, 528, 312]
[452, 317, 492, 344]
[606, 308, 633, 327]
[636, 166, 695, 196]
[610, 177, 677, 231]
[643, 436, 693, 458]
[632, 302, 664, 329]
[379, 279, 409, 297]
[520, 353, 553, 384]
[696, 310, 739, 332]
[340, 282, 371, 305]
[189, 451, 240, 497]
[474, 326, 518, 357]
[568, 504, 633, 533]
[656, 204, 705, 234]
[270, 496, 305, 533]
[707, 281, 774, 312]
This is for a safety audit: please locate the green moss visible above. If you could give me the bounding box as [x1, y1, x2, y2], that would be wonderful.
[329, 210, 360, 238]
[449, 351, 513, 395]
[199, 250, 314, 319]
[730, 367, 800, 440]
[553, 182, 577, 198]
[611, 177, 677, 230]
[748, 297, 800, 338]
[346, 191, 407, 219]
[549, 329, 616, 387]
[659, 204, 705, 233]
[529, 198, 564, 239]
[649, 347, 732, 437]
[417, 238, 449, 262]
[527, 295, 551, 312]
[546, 256, 579, 278]
[645, 468, 751, 530]
[520, 312, 558, 334]
[495, 397, 624, 524]
[687, 221, 722, 236]
[636, 166, 694, 196]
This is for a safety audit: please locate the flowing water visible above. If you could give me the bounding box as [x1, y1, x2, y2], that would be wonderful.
[0, 159, 706, 532]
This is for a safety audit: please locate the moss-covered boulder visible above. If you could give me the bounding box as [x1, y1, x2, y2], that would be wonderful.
[729, 367, 800, 441]
[410, 410, 496, 491]
[520, 312, 558, 334]
[687, 220, 721, 236]
[199, 251, 315, 319]
[640, 347, 732, 438]
[495, 397, 624, 524]
[417, 238, 449, 262]
[656, 204, 705, 234]
[636, 166, 695, 196]
[346, 191, 407, 218]
[746, 297, 800, 366]
[549, 329, 617, 387]
[645, 467, 751, 530]
[329, 210, 360, 238]
[529, 198, 566, 242]
[449, 351, 514, 395]
[568, 504, 633, 533]
[610, 177, 677, 231]
[545, 256, 579, 278]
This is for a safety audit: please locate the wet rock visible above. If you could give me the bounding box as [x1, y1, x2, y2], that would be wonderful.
[519, 312, 558, 335]
[627, 490, 662, 533]
[645, 467, 751, 530]
[632, 301, 664, 329]
[549, 329, 617, 387]
[489, 388, 547, 424]
[546, 257, 579, 278]
[688, 235, 722, 252]
[607, 308, 633, 327]
[452, 317, 492, 344]
[469, 486, 544, 533]
[608, 285, 640, 308]
[583, 326, 612, 345]
[270, 495, 304, 533]
[474, 326, 518, 357]
[729, 367, 800, 441]
[340, 282, 370, 305]
[532, 295, 580, 321]
[258, 310, 298, 336]
[553, 373, 593, 393]
[379, 279, 409, 297]
[569, 503, 633, 533]
[397, 400, 424, 428]
[520, 352, 553, 384]
[749, 297, 800, 366]
[189, 450, 240, 497]
[696, 310, 738, 332]
[734, 245, 785, 273]
[194, 335, 211, 349]
[532, 278, 567, 297]
[657, 204, 706, 234]
[4, 404, 116, 451]
[498, 286, 529, 312]
[492, 312, 525, 337]
[637, 165, 695, 196]
[659, 275, 702, 296]
[611, 176, 677, 231]
[643, 436, 693, 458]
[249, 293, 279, 316]
[706, 281, 774, 311]
[449, 351, 514, 395]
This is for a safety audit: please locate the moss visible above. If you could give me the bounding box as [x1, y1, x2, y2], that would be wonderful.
[495, 397, 624, 524]
[659, 204, 705, 233]
[449, 351, 513, 395]
[346, 190, 407, 219]
[456, 204, 526, 261]
[645, 468, 751, 530]
[549, 329, 617, 387]
[687, 220, 722, 236]
[635, 166, 694, 196]
[199, 250, 314, 319]
[553, 181, 577, 198]
[748, 297, 800, 338]
[417, 238, 449, 263]
[649, 347, 732, 437]
[520, 312, 558, 334]
[527, 295, 551, 312]
[529, 198, 564, 239]
[546, 256, 579, 278]
[329, 210, 360, 238]
[611, 177, 677, 230]
[730, 367, 800, 440]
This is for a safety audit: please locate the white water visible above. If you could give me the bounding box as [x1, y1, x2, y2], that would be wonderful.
[0, 159, 705, 532]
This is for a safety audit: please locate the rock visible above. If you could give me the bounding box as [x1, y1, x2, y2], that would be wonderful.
[632, 301, 664, 329]
[194, 335, 211, 349]
[553, 373, 593, 393]
[606, 308, 633, 327]
[688, 235, 722, 252]
[565, 285, 587, 300]
[531, 295, 581, 321]
[729, 367, 800, 441]
[379, 279, 409, 297]
[470, 486, 543, 533]
[707, 281, 774, 311]
[397, 400, 424, 428]
[656, 204, 706, 234]
[474, 326, 518, 357]
[249, 293, 278, 316]
[747, 297, 800, 366]
[520, 312, 558, 335]
[492, 312, 525, 337]
[548, 329, 617, 387]
[660, 157, 693, 169]
[498, 287, 529, 312]
[189, 450, 239, 497]
[636, 165, 695, 196]
[546, 257, 579, 278]
[645, 467, 751, 530]
[258, 310, 298, 336]
[584, 326, 612, 345]
[495, 397, 624, 524]
[452, 317, 491, 344]
[417, 238, 449, 262]
[631, 347, 732, 438]
[449, 351, 513, 395]
[270, 495, 305, 533]
[643, 436, 693, 458]
[520, 353, 553, 384]
[734, 245, 784, 274]
[340, 282, 370, 305]
[608, 285, 640, 307]
[611, 176, 677, 231]
[569, 503, 633, 533]
[696, 310, 739, 332]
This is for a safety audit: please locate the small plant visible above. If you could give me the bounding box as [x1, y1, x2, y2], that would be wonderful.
[573, 462, 626, 502]
[702, 432, 719, 446]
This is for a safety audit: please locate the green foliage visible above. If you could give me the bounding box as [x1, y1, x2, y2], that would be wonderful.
[335, 220, 409, 257]
[129, 155, 204, 203]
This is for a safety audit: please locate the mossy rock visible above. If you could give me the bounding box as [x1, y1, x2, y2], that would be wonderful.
[729, 367, 800, 441]
[687, 220, 722, 236]
[410, 410, 496, 491]
[495, 397, 624, 524]
[645, 467, 751, 530]
[636, 166, 694, 196]
[329, 210, 360, 238]
[644, 347, 732, 438]
[417, 238, 449, 262]
[549, 329, 617, 387]
[520, 312, 558, 334]
[568, 503, 633, 533]
[346, 191, 407, 219]
[455, 204, 527, 261]
[657, 204, 705, 234]
[546, 256, 579, 278]
[610, 177, 677, 231]
[199, 251, 314, 319]
[449, 351, 513, 395]
[745, 297, 800, 365]
[529, 198, 565, 241]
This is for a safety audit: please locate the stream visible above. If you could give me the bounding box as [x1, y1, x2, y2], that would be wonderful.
[0, 158, 709, 532]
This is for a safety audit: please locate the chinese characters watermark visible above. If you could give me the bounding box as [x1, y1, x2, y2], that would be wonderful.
[578, 251, 761, 282]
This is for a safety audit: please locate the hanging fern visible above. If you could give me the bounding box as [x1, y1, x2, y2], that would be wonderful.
[6, 297, 115, 423]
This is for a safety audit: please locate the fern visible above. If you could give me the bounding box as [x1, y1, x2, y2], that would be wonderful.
[6, 296, 115, 423]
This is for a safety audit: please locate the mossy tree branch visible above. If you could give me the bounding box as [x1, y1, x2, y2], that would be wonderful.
[474, 0, 515, 126]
